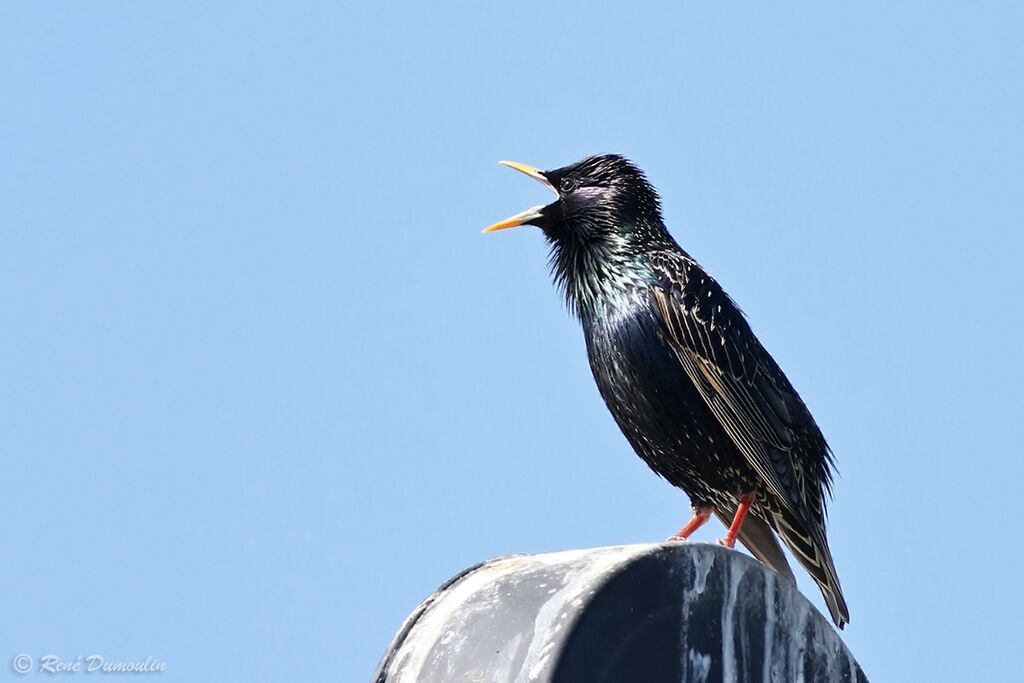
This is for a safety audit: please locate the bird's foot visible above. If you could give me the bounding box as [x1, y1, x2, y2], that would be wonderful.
[669, 506, 714, 542]
[717, 537, 737, 549]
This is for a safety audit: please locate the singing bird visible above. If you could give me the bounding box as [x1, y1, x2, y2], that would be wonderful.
[484, 155, 849, 628]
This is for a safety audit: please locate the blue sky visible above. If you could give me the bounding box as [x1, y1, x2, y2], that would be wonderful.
[2, 3, 1022, 681]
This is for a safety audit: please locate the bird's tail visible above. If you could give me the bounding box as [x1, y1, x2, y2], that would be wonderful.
[715, 509, 796, 583]
[772, 508, 850, 629]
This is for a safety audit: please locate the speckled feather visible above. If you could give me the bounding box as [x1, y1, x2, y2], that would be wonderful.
[522, 154, 849, 627]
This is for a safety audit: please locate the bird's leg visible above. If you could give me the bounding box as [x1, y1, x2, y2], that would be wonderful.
[719, 491, 757, 549]
[668, 505, 714, 541]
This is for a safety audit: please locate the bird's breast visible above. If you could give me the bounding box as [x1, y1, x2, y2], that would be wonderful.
[581, 297, 734, 492]
[583, 299, 687, 424]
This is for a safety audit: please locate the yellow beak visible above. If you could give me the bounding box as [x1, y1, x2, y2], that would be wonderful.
[482, 205, 547, 233]
[496, 160, 550, 185]
[483, 160, 557, 233]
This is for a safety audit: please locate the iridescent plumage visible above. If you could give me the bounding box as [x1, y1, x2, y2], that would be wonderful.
[487, 154, 849, 627]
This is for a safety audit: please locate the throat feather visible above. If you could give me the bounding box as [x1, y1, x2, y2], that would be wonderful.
[549, 237, 651, 319]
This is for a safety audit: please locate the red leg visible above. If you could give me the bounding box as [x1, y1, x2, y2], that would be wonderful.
[668, 506, 713, 541]
[719, 491, 757, 549]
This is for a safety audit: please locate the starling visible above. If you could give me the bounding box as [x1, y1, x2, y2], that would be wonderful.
[484, 155, 849, 628]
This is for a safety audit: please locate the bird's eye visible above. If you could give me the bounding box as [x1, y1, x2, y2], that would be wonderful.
[559, 177, 578, 193]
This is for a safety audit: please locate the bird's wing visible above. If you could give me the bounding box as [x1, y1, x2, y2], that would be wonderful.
[648, 253, 847, 626]
[647, 253, 831, 526]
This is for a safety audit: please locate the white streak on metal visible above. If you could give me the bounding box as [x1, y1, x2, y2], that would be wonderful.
[720, 557, 743, 683]
[680, 544, 716, 681]
[691, 546, 715, 594]
[791, 594, 810, 683]
[688, 650, 711, 683]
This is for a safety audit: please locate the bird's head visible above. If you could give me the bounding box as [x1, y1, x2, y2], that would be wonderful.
[485, 154, 672, 315]
[484, 155, 665, 247]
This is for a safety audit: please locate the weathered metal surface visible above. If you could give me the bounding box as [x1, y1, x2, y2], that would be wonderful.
[374, 543, 867, 683]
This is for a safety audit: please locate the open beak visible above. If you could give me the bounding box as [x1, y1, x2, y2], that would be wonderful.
[482, 205, 547, 233]
[483, 161, 558, 233]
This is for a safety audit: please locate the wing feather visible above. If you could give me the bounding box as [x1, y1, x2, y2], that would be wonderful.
[648, 252, 848, 626]
[649, 255, 826, 524]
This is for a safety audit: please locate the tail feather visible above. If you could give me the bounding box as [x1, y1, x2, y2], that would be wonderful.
[715, 509, 796, 583]
[771, 508, 850, 629]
